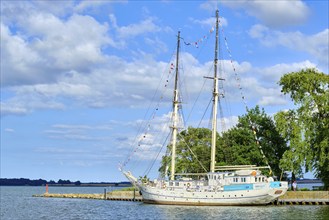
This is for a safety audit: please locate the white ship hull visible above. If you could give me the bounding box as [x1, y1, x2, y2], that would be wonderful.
[140, 182, 287, 206]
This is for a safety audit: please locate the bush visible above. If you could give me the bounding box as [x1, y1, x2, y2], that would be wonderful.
[299, 188, 310, 191]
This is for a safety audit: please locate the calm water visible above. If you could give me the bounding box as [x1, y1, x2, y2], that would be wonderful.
[1, 186, 328, 220]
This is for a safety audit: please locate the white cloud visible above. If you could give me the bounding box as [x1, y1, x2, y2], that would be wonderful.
[33, 0, 75, 17]
[51, 124, 113, 131]
[248, 60, 318, 106]
[4, 128, 15, 133]
[144, 37, 168, 54]
[0, 54, 173, 114]
[255, 60, 317, 84]
[116, 17, 162, 38]
[249, 25, 329, 69]
[258, 96, 288, 106]
[200, 1, 219, 12]
[1, 44, 319, 117]
[44, 123, 113, 141]
[1, 13, 113, 86]
[1, 1, 324, 118]
[74, 0, 111, 13]
[222, 0, 310, 27]
[34, 147, 89, 154]
[190, 17, 227, 28]
[1, 23, 46, 85]
[0, 102, 29, 116]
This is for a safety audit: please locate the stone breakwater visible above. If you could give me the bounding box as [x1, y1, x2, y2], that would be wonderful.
[33, 191, 328, 205]
[33, 190, 143, 201]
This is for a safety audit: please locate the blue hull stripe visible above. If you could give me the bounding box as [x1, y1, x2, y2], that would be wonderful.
[224, 184, 253, 191]
[270, 181, 282, 188]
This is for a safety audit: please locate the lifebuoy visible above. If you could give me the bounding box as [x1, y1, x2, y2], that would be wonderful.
[187, 183, 191, 188]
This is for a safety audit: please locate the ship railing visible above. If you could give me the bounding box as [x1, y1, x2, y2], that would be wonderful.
[175, 173, 208, 176]
[215, 165, 270, 171]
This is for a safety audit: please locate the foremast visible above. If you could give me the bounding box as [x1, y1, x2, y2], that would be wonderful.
[170, 31, 181, 181]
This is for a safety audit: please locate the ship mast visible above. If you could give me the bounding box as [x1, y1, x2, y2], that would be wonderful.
[210, 10, 221, 173]
[170, 31, 180, 181]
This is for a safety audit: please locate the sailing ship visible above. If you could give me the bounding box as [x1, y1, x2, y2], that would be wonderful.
[121, 10, 288, 205]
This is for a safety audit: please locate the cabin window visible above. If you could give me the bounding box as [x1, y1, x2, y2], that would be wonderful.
[262, 177, 265, 182]
[169, 182, 173, 186]
[241, 178, 246, 182]
[255, 177, 257, 182]
[175, 182, 179, 186]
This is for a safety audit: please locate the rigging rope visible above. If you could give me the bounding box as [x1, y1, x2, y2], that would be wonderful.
[218, 18, 273, 175]
[120, 53, 177, 171]
[144, 132, 171, 177]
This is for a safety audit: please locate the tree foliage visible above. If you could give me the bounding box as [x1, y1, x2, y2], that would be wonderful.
[159, 127, 212, 178]
[226, 106, 288, 177]
[274, 68, 329, 188]
[159, 106, 287, 179]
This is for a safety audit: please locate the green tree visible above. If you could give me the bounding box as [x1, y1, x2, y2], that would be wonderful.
[221, 106, 288, 177]
[275, 110, 304, 182]
[159, 127, 212, 178]
[275, 68, 329, 188]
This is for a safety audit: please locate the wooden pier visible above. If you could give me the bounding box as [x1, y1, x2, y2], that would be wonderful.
[271, 191, 329, 205]
[33, 191, 328, 205]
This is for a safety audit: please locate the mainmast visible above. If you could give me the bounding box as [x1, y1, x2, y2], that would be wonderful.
[170, 31, 180, 181]
[210, 10, 220, 173]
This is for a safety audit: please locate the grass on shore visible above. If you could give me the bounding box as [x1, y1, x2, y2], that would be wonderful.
[113, 187, 138, 191]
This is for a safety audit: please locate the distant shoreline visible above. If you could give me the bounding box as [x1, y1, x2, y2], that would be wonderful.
[0, 184, 132, 187]
[0, 178, 131, 187]
[47, 183, 132, 187]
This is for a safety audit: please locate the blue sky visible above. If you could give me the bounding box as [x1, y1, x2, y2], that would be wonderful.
[1, 0, 328, 182]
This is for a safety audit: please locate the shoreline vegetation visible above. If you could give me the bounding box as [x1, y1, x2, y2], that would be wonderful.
[0, 178, 131, 187]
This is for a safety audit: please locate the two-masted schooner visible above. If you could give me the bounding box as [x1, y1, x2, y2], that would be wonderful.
[121, 10, 288, 205]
